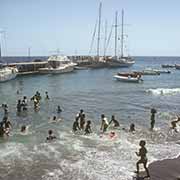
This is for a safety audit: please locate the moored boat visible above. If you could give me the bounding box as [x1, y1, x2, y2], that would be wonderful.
[142, 68, 160, 75]
[114, 74, 142, 83]
[0, 66, 18, 82]
[38, 55, 76, 74]
[175, 64, 180, 69]
[161, 64, 175, 68]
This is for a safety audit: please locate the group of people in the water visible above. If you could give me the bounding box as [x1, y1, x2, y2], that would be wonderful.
[1, 91, 180, 179]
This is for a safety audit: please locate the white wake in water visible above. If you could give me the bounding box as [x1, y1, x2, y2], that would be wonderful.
[146, 88, 180, 95]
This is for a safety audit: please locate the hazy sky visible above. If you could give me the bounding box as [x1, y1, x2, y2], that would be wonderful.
[0, 0, 180, 56]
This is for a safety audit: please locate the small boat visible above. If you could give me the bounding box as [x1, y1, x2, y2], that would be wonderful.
[142, 68, 160, 75]
[0, 66, 18, 82]
[114, 73, 143, 83]
[161, 64, 175, 68]
[154, 69, 171, 74]
[175, 64, 180, 70]
[38, 55, 76, 74]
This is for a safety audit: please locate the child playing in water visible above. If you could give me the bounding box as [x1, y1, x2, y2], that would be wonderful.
[170, 116, 180, 133]
[135, 140, 150, 178]
[72, 117, 80, 132]
[100, 114, 109, 133]
[46, 130, 56, 141]
[84, 120, 92, 135]
[109, 115, 120, 127]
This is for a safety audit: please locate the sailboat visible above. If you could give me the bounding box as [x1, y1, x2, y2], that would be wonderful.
[106, 10, 135, 67]
[0, 32, 18, 82]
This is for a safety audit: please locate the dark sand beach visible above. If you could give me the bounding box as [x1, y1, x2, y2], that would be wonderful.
[149, 156, 180, 180]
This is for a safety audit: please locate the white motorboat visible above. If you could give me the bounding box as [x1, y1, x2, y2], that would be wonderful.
[142, 68, 160, 75]
[38, 55, 76, 74]
[154, 69, 171, 74]
[114, 74, 143, 83]
[0, 66, 18, 82]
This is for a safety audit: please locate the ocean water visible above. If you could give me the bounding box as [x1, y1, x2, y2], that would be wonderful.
[0, 56, 180, 180]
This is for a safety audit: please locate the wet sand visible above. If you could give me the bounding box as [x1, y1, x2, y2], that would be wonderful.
[149, 156, 180, 180]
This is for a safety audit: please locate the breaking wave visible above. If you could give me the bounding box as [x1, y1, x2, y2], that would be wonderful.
[146, 88, 180, 95]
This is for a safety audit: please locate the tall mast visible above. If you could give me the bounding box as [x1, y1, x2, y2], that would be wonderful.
[0, 41, 1, 60]
[104, 20, 107, 59]
[115, 11, 118, 59]
[28, 47, 31, 59]
[97, 2, 102, 60]
[121, 9, 124, 57]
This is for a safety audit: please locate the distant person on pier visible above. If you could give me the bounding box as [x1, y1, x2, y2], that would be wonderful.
[135, 140, 150, 178]
[84, 120, 92, 135]
[100, 114, 109, 133]
[150, 108, 157, 131]
[109, 115, 120, 127]
[72, 117, 80, 132]
[170, 116, 180, 133]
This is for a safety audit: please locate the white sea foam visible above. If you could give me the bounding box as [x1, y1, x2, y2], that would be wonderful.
[146, 88, 180, 95]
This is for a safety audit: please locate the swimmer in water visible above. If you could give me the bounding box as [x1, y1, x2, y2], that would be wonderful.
[170, 116, 180, 133]
[129, 123, 135, 133]
[0, 122, 5, 137]
[2, 117, 12, 136]
[84, 120, 92, 135]
[109, 115, 120, 127]
[45, 91, 49, 100]
[57, 105, 62, 113]
[72, 117, 80, 132]
[21, 125, 27, 133]
[100, 114, 109, 133]
[135, 140, 150, 178]
[46, 130, 56, 141]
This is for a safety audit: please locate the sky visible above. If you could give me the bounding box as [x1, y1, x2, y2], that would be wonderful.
[0, 0, 180, 56]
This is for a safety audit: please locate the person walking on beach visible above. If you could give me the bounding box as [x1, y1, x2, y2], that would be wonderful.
[150, 108, 157, 131]
[135, 140, 150, 178]
[100, 114, 109, 133]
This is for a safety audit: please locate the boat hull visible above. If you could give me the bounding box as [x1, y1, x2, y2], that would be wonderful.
[38, 65, 75, 74]
[114, 75, 142, 83]
[0, 67, 18, 82]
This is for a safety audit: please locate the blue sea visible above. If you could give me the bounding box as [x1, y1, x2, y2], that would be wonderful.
[0, 56, 180, 180]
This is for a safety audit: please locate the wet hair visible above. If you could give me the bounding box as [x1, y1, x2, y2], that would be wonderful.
[75, 117, 79, 121]
[21, 125, 26, 132]
[139, 140, 146, 147]
[80, 109, 83, 113]
[87, 120, 91, 124]
[112, 115, 115, 119]
[53, 116, 56, 120]
[48, 130, 53, 135]
[101, 114, 105, 118]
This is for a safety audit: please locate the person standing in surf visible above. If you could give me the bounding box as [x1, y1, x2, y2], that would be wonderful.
[100, 114, 109, 133]
[150, 108, 157, 131]
[135, 140, 150, 178]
